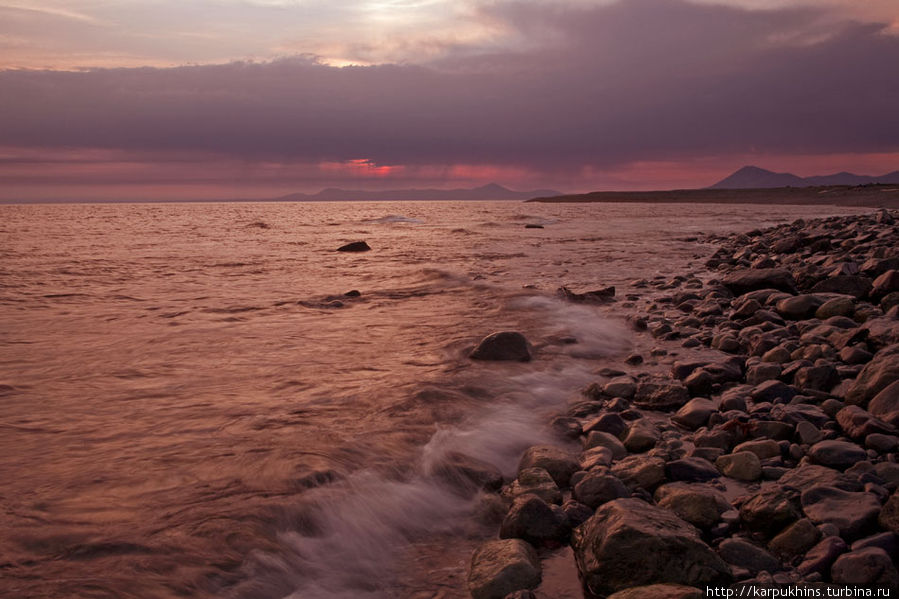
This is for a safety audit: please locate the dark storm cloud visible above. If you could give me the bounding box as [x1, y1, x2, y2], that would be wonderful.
[1, 0, 898, 169]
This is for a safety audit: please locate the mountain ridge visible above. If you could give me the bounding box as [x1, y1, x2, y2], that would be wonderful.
[711, 166, 899, 189]
[276, 183, 561, 202]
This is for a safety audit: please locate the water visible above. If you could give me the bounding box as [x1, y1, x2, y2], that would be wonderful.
[0, 200, 864, 598]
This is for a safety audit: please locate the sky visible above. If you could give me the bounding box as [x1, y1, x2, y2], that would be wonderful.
[1, 0, 898, 200]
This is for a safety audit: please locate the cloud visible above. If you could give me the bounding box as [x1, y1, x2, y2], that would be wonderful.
[0, 0, 897, 195]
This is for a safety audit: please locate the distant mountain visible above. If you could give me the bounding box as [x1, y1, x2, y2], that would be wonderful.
[711, 166, 899, 189]
[275, 183, 561, 202]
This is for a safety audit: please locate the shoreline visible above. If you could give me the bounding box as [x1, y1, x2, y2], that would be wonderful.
[527, 185, 899, 210]
[469, 208, 899, 598]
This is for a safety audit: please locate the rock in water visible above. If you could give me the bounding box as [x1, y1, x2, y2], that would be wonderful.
[336, 241, 371, 252]
[468, 539, 541, 599]
[571, 498, 731, 596]
[470, 331, 532, 362]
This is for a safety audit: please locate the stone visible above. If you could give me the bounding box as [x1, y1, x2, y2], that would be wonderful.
[499, 494, 569, 545]
[716, 451, 762, 481]
[634, 380, 691, 410]
[468, 539, 541, 599]
[603, 377, 637, 399]
[505, 468, 562, 505]
[673, 398, 717, 430]
[801, 485, 881, 540]
[768, 518, 820, 558]
[866, 433, 899, 453]
[611, 455, 666, 490]
[851, 531, 899, 555]
[717, 538, 780, 575]
[810, 275, 873, 299]
[816, 296, 856, 319]
[797, 536, 848, 576]
[571, 498, 731, 596]
[573, 472, 630, 509]
[578, 446, 614, 471]
[584, 431, 627, 460]
[845, 344, 899, 406]
[623, 420, 660, 453]
[470, 331, 531, 362]
[336, 240, 371, 252]
[880, 493, 899, 534]
[746, 363, 782, 385]
[776, 294, 825, 320]
[750, 380, 796, 403]
[778, 464, 860, 492]
[723, 269, 797, 296]
[654, 483, 729, 530]
[871, 270, 899, 299]
[830, 547, 899, 588]
[794, 365, 839, 392]
[733, 439, 781, 460]
[606, 585, 703, 599]
[808, 440, 867, 470]
[561, 500, 594, 528]
[665, 457, 720, 482]
[740, 486, 802, 537]
[517, 445, 578, 487]
[796, 421, 823, 445]
[836, 405, 896, 439]
[869, 380, 899, 427]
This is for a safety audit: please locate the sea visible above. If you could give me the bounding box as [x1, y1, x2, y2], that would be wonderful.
[0, 200, 866, 599]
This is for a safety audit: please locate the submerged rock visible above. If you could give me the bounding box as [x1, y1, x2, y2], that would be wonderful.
[468, 539, 541, 599]
[336, 240, 371, 252]
[470, 331, 532, 362]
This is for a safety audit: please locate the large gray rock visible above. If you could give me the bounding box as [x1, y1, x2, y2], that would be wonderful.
[723, 269, 797, 296]
[517, 445, 578, 487]
[468, 539, 541, 599]
[571, 498, 731, 596]
[470, 331, 532, 362]
[845, 344, 899, 406]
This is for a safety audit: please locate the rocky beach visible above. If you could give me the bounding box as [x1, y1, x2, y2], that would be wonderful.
[466, 209, 899, 598]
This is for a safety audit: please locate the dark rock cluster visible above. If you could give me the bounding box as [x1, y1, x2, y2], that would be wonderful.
[466, 209, 899, 598]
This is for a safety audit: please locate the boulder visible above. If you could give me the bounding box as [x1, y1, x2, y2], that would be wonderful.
[776, 295, 824, 320]
[654, 483, 729, 529]
[768, 518, 820, 558]
[584, 431, 627, 461]
[869, 380, 899, 427]
[716, 452, 762, 481]
[505, 468, 562, 505]
[336, 240, 371, 252]
[845, 344, 899, 406]
[717, 538, 780, 575]
[830, 547, 899, 588]
[836, 405, 896, 439]
[517, 445, 578, 487]
[571, 498, 731, 596]
[871, 270, 899, 299]
[673, 398, 717, 430]
[808, 440, 867, 470]
[470, 331, 532, 362]
[797, 536, 848, 576]
[665, 457, 720, 482]
[634, 380, 691, 410]
[623, 420, 660, 453]
[431, 452, 503, 494]
[816, 296, 856, 319]
[611, 455, 666, 490]
[468, 539, 541, 599]
[578, 446, 614, 471]
[573, 472, 630, 509]
[499, 494, 569, 545]
[810, 275, 872, 299]
[740, 485, 802, 537]
[800, 485, 881, 540]
[733, 439, 781, 460]
[723, 269, 797, 296]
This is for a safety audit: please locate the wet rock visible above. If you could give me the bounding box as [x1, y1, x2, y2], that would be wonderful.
[845, 344, 899, 406]
[468, 539, 541, 599]
[840, 345, 873, 365]
[611, 455, 666, 490]
[505, 468, 562, 505]
[550, 416, 582, 439]
[583, 412, 628, 438]
[654, 482, 729, 529]
[571, 498, 731, 596]
[673, 398, 717, 430]
[665, 457, 720, 482]
[796, 421, 824, 445]
[768, 518, 820, 558]
[517, 445, 579, 487]
[716, 451, 762, 481]
[836, 405, 896, 439]
[572, 472, 630, 509]
[499, 494, 569, 545]
[808, 440, 867, 470]
[740, 485, 802, 537]
[561, 500, 594, 528]
[606, 585, 703, 599]
[557, 285, 615, 304]
[750, 380, 796, 403]
[797, 536, 848, 576]
[432, 452, 503, 494]
[336, 240, 371, 252]
[584, 431, 627, 460]
[778, 464, 860, 492]
[470, 331, 532, 362]
[746, 363, 782, 385]
[816, 296, 856, 319]
[733, 439, 781, 460]
[718, 538, 780, 575]
[800, 485, 881, 540]
[578, 446, 614, 471]
[723, 269, 797, 296]
[776, 295, 825, 320]
[830, 547, 899, 588]
[603, 377, 637, 399]
[869, 380, 899, 427]
[634, 380, 690, 410]
[871, 270, 899, 300]
[810, 275, 872, 299]
[623, 420, 660, 453]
